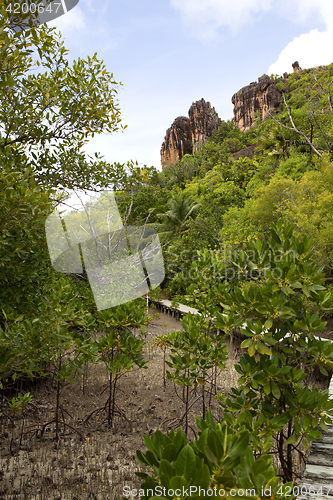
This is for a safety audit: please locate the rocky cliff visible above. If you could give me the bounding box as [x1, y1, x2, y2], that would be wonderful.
[232, 74, 282, 132]
[161, 99, 221, 168]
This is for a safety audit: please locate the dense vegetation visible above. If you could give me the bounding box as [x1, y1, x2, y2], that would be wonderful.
[2, 2, 333, 498]
[117, 65, 333, 305]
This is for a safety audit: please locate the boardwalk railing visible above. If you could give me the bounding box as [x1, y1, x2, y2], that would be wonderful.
[149, 298, 199, 320]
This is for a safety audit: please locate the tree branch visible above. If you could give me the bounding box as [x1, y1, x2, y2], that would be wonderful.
[267, 94, 322, 157]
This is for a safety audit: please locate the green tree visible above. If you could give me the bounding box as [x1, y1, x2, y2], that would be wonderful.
[156, 192, 201, 239]
[0, 1, 148, 390]
[0, 1, 129, 191]
[190, 219, 333, 482]
[0, 164, 54, 321]
[257, 124, 299, 160]
[115, 185, 170, 225]
[0, 1, 140, 316]
[267, 65, 333, 158]
[246, 154, 333, 272]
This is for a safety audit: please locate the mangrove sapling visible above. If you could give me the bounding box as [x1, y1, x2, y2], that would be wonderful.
[93, 330, 147, 430]
[7, 391, 32, 454]
[88, 302, 147, 431]
[165, 313, 228, 434]
[34, 278, 92, 442]
[184, 251, 244, 412]
[40, 354, 85, 442]
[153, 333, 169, 389]
[72, 330, 99, 395]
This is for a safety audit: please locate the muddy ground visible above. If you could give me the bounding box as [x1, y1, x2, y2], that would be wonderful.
[0, 308, 332, 500]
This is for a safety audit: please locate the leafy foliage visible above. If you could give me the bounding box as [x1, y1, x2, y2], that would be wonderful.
[0, 4, 149, 390]
[164, 313, 228, 432]
[0, 4, 130, 190]
[155, 191, 201, 240]
[0, 164, 54, 322]
[135, 410, 293, 499]
[189, 219, 333, 482]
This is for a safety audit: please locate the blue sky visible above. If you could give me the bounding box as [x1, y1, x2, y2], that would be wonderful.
[49, 0, 333, 171]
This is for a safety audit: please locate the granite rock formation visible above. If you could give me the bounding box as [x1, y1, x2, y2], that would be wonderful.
[292, 61, 302, 73]
[188, 99, 222, 152]
[160, 116, 192, 167]
[233, 144, 257, 160]
[232, 74, 282, 132]
[161, 99, 221, 168]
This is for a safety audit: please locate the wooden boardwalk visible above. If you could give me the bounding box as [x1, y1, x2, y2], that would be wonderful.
[149, 298, 199, 319]
[150, 297, 333, 497]
[297, 375, 333, 499]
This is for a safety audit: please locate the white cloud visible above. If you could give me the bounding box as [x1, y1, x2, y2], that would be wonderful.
[267, 0, 333, 76]
[173, 0, 333, 76]
[268, 27, 333, 76]
[170, 0, 272, 40]
[170, 0, 333, 44]
[47, 5, 86, 39]
[291, 0, 333, 26]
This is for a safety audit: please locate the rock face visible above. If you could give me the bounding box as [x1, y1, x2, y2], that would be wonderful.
[160, 116, 192, 167]
[188, 99, 222, 152]
[161, 99, 221, 168]
[233, 144, 257, 160]
[292, 61, 302, 73]
[232, 74, 282, 132]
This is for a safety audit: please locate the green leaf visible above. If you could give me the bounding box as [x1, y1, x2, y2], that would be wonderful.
[162, 443, 177, 462]
[264, 382, 271, 395]
[192, 461, 211, 489]
[307, 429, 322, 440]
[136, 450, 150, 467]
[169, 475, 189, 491]
[265, 318, 273, 330]
[319, 418, 328, 432]
[286, 435, 298, 445]
[226, 431, 249, 459]
[145, 450, 159, 468]
[175, 445, 196, 481]
[241, 338, 253, 349]
[248, 343, 256, 357]
[207, 430, 224, 462]
[159, 459, 175, 487]
[204, 445, 219, 466]
[135, 472, 148, 479]
[143, 433, 157, 454]
[319, 365, 329, 376]
[256, 342, 272, 356]
[279, 366, 292, 375]
[271, 383, 281, 399]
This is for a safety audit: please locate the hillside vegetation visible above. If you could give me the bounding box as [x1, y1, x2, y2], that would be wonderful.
[116, 64, 333, 306]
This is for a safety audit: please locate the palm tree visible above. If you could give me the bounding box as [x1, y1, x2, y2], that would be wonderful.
[155, 192, 201, 239]
[258, 124, 300, 160]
